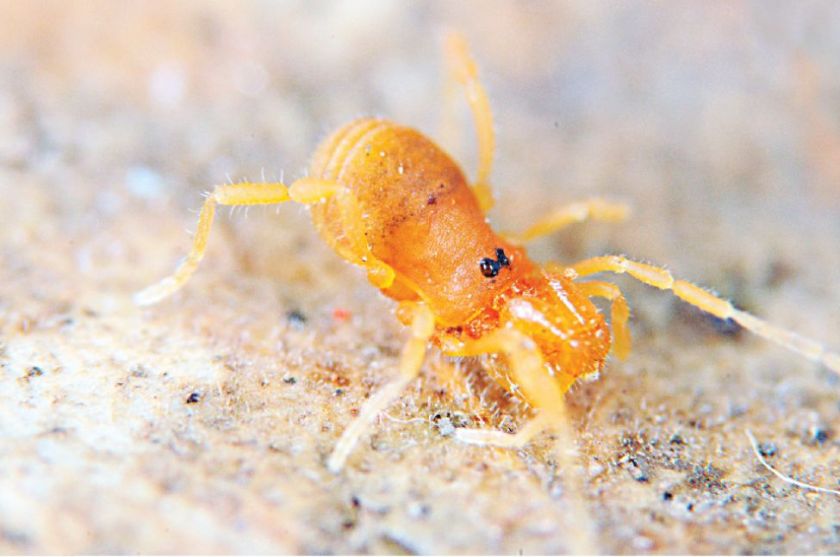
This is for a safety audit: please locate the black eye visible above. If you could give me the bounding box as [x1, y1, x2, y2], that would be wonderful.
[495, 248, 510, 267]
[479, 258, 500, 278]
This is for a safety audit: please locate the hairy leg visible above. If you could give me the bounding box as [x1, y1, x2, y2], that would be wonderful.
[134, 178, 396, 305]
[135, 180, 304, 306]
[444, 31, 495, 212]
[574, 280, 632, 360]
[444, 325, 595, 554]
[327, 302, 435, 473]
[507, 198, 630, 244]
[570, 255, 840, 374]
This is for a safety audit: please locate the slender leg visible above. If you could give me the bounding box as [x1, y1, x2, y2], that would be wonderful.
[447, 327, 573, 445]
[444, 31, 495, 213]
[446, 325, 596, 554]
[134, 177, 396, 305]
[575, 280, 632, 360]
[134, 180, 297, 306]
[569, 255, 840, 374]
[507, 198, 631, 244]
[446, 327, 575, 430]
[454, 409, 554, 448]
[327, 302, 435, 473]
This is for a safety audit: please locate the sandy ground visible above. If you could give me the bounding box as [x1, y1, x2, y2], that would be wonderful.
[1, 1, 840, 554]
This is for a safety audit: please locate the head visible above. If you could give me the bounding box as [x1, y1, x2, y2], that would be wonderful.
[500, 271, 612, 390]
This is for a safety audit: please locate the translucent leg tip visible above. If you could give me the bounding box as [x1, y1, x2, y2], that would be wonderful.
[133, 278, 177, 307]
[326, 452, 347, 474]
[133, 289, 157, 307]
[453, 428, 499, 447]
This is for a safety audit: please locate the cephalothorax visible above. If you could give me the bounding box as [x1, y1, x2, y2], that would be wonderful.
[136, 33, 840, 474]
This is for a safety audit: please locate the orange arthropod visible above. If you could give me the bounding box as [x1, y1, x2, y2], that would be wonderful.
[136, 34, 840, 474]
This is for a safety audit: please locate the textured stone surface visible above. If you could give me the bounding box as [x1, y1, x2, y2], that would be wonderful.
[1, 2, 839, 553]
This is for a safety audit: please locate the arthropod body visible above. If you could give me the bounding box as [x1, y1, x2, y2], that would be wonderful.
[310, 118, 610, 390]
[136, 34, 840, 475]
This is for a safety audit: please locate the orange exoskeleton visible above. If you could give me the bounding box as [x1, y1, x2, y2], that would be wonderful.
[135, 33, 840, 479]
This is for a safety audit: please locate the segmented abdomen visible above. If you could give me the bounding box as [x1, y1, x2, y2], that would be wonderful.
[309, 118, 530, 325]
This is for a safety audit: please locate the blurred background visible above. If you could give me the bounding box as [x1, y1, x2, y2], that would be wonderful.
[1, 1, 839, 554]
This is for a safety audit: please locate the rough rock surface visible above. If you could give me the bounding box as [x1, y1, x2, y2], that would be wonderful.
[1, 2, 839, 553]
